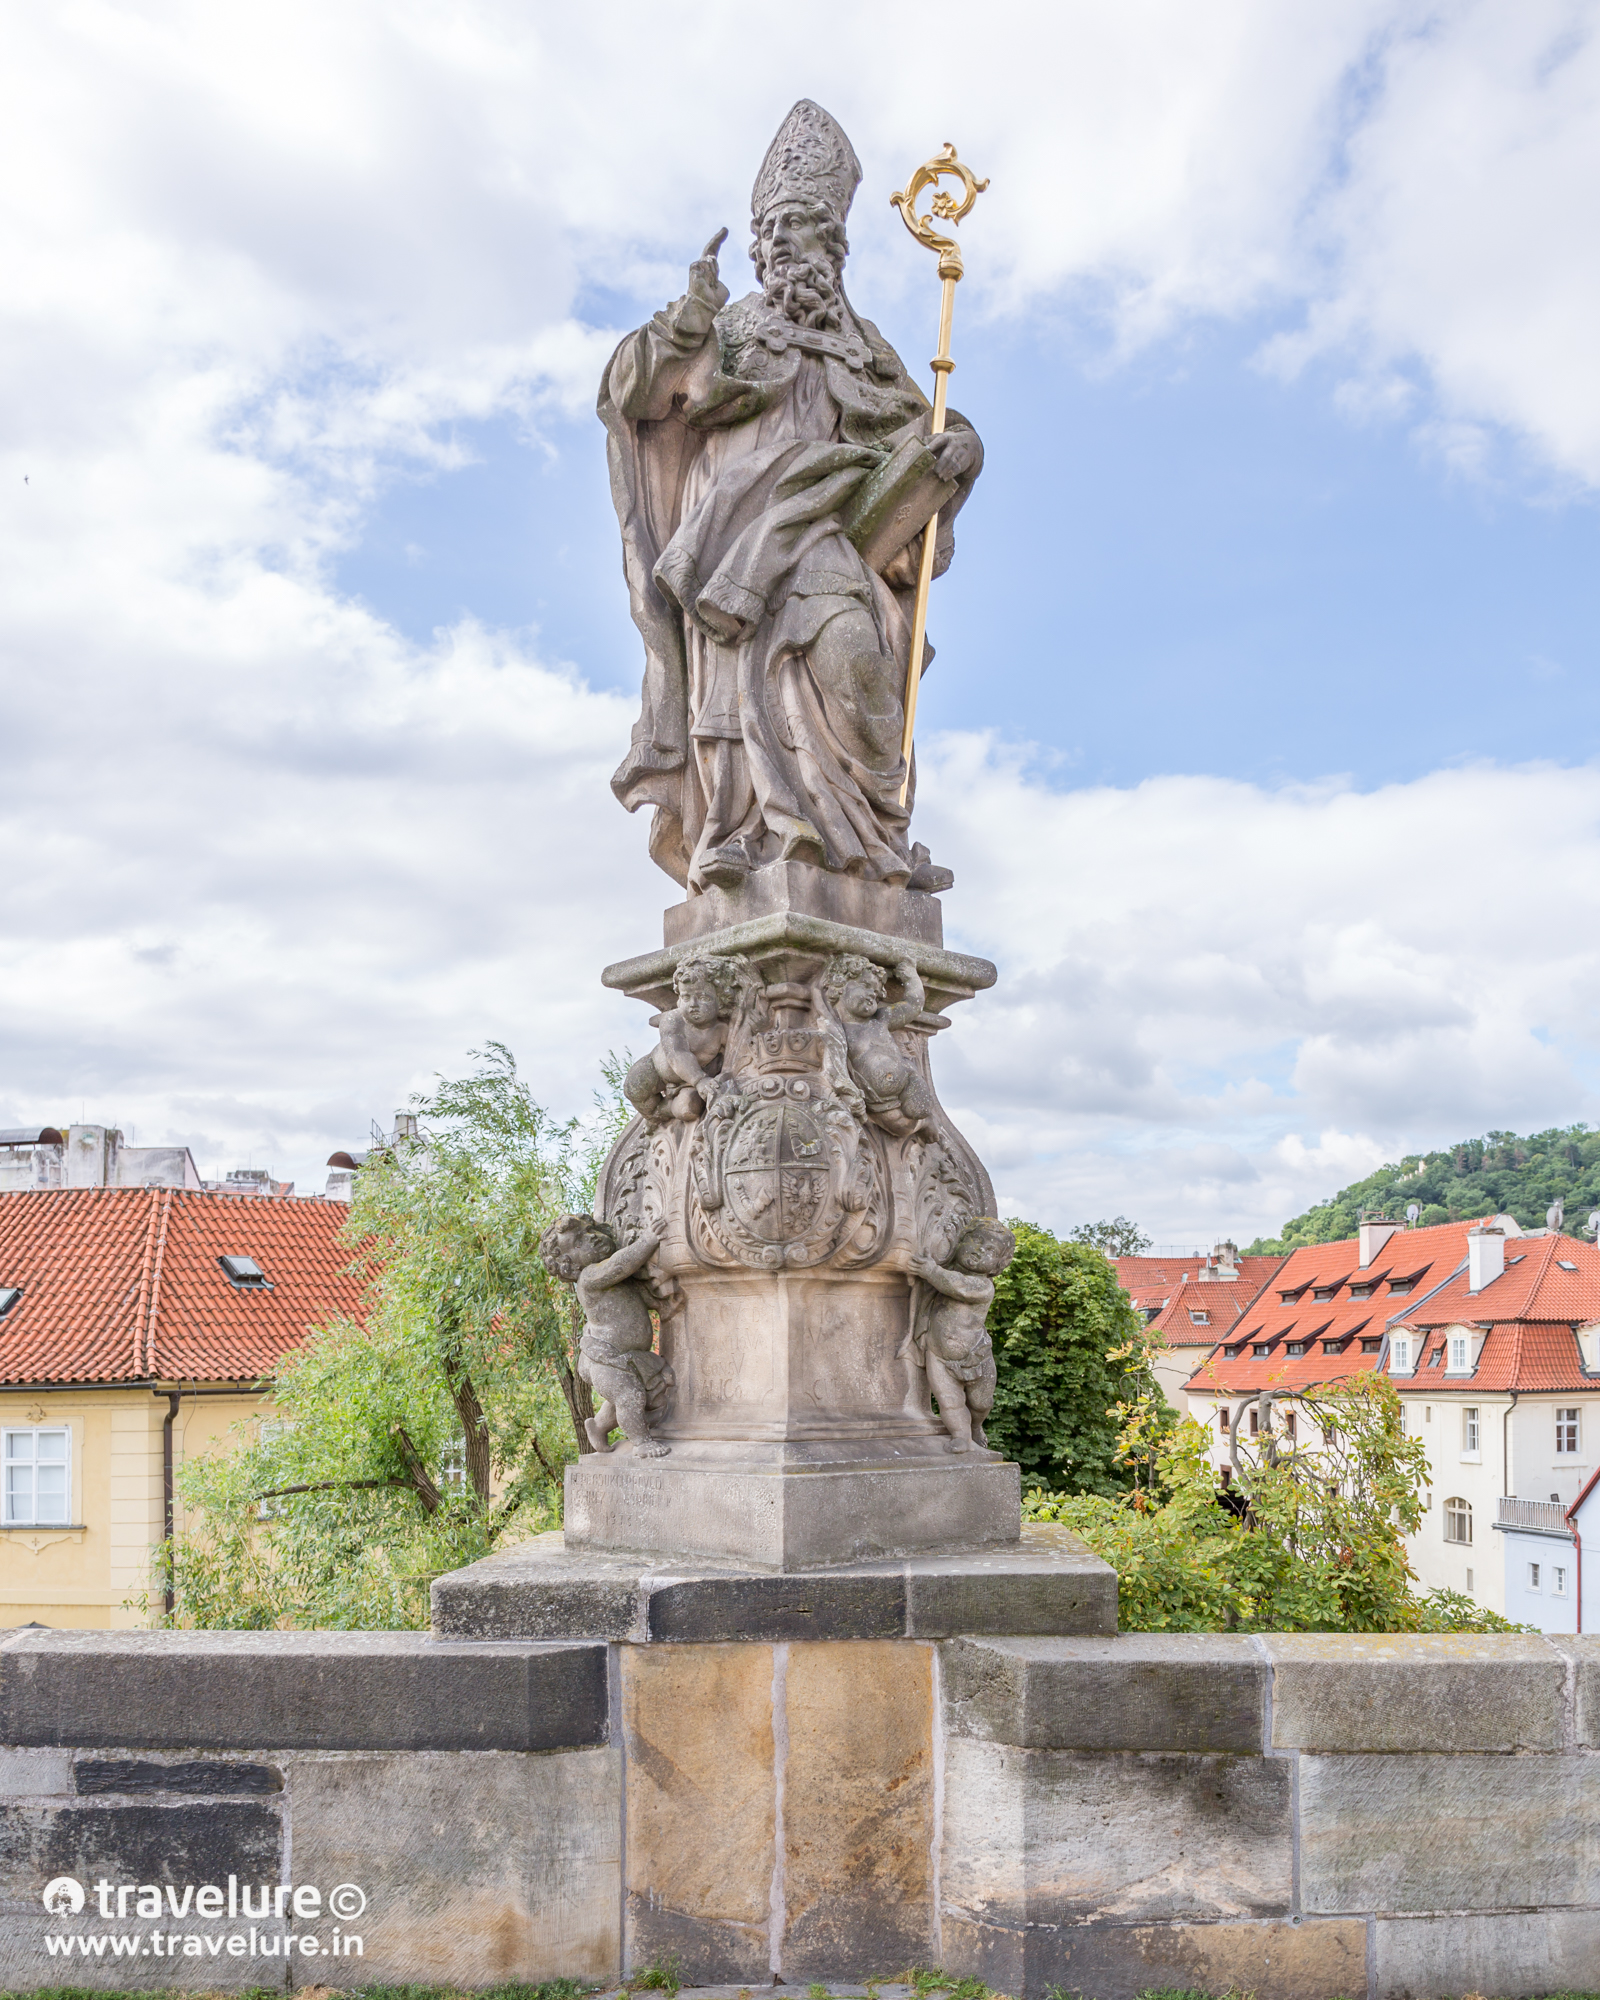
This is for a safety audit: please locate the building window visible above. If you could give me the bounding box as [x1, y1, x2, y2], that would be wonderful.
[1322, 1339, 1343, 1354]
[1429, 1347, 1443, 1367]
[1218, 1407, 1229, 1432]
[1248, 1407, 1260, 1437]
[1350, 1283, 1374, 1300]
[1450, 1334, 1470, 1370]
[1223, 1345, 1241, 1359]
[1313, 1286, 1338, 1302]
[1284, 1411, 1297, 1440]
[1444, 1496, 1472, 1544]
[1528, 1562, 1542, 1592]
[1361, 1337, 1382, 1353]
[1252, 1343, 1271, 1357]
[1556, 1408, 1580, 1454]
[1389, 1278, 1415, 1295]
[1189, 1310, 1210, 1325]
[1287, 1341, 1306, 1356]
[1393, 1337, 1410, 1370]
[1553, 1565, 1569, 1597]
[1279, 1290, 1298, 1303]
[3, 1428, 70, 1526]
[1466, 1567, 1474, 1592]
[1463, 1407, 1481, 1455]
[1425, 1406, 1432, 1423]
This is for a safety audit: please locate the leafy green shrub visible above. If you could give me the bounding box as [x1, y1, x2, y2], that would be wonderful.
[1027, 1377, 1527, 1634]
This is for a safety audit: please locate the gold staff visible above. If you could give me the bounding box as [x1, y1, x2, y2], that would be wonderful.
[890, 142, 988, 808]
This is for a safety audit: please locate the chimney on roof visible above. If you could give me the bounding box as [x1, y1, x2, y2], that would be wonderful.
[64, 1124, 111, 1189]
[1468, 1225, 1505, 1294]
[392, 1112, 419, 1144]
[1358, 1217, 1399, 1269]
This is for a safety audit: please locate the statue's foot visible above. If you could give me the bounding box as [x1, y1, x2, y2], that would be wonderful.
[634, 1440, 671, 1459]
[945, 1436, 973, 1454]
[907, 842, 955, 894]
[696, 844, 750, 890]
[584, 1418, 614, 1453]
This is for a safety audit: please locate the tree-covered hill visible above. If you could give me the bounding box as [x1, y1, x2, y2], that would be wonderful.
[1245, 1126, 1600, 1255]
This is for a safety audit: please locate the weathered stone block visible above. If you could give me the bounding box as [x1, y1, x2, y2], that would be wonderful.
[940, 1735, 1292, 1927]
[1300, 1752, 1600, 1912]
[1375, 1908, 1600, 1999]
[0, 1793, 285, 1992]
[621, 1643, 775, 1983]
[0, 1630, 607, 1753]
[1548, 1632, 1600, 1746]
[431, 1523, 1115, 1643]
[1263, 1632, 1566, 1751]
[943, 1911, 1366, 2000]
[780, 1642, 934, 1977]
[942, 1635, 1263, 1751]
[285, 1747, 619, 1987]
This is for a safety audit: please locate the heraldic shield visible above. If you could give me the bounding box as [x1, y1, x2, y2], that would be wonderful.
[725, 1096, 829, 1243]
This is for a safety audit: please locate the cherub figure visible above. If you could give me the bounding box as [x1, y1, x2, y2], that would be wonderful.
[539, 1215, 673, 1457]
[624, 953, 755, 1124]
[816, 951, 936, 1137]
[908, 1217, 1016, 1452]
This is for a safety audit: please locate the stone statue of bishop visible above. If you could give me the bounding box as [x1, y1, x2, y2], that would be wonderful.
[601, 100, 984, 898]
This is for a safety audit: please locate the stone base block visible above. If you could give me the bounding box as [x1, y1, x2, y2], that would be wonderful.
[562, 1441, 1020, 1569]
[430, 1522, 1117, 1642]
[663, 860, 946, 950]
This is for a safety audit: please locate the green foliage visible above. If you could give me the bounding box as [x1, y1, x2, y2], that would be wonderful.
[1068, 1214, 1152, 1256]
[986, 1223, 1173, 1497]
[1026, 1377, 1528, 1634]
[151, 1045, 631, 1630]
[1244, 1123, 1600, 1254]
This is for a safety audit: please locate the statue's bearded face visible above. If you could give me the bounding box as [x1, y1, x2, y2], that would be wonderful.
[755, 201, 847, 331]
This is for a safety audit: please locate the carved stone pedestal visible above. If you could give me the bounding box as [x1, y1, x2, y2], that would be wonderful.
[565, 1441, 1019, 1569]
[568, 872, 1015, 1569]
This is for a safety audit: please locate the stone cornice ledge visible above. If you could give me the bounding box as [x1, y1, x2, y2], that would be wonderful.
[603, 912, 998, 1003]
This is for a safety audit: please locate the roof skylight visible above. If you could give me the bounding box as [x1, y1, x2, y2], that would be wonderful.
[218, 1255, 271, 1289]
[0, 1287, 20, 1318]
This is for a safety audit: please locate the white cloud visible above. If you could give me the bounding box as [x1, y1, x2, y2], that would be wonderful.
[5, 0, 1600, 1225]
[916, 746, 1600, 1241]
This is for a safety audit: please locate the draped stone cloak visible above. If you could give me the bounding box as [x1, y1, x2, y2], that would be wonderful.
[600, 287, 982, 888]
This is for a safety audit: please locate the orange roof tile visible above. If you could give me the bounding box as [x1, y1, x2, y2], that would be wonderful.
[1151, 1276, 1252, 1347]
[0, 1188, 363, 1385]
[1397, 1231, 1600, 1330]
[1187, 1220, 1479, 1401]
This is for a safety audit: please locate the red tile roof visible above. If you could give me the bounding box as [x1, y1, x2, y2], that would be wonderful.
[1398, 1231, 1600, 1330]
[1151, 1276, 1253, 1348]
[0, 1188, 363, 1385]
[1188, 1220, 1480, 1401]
[1115, 1251, 1283, 1316]
[1406, 1320, 1593, 1394]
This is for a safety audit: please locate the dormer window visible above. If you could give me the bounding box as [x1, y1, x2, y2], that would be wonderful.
[1449, 1333, 1470, 1371]
[218, 1255, 272, 1290]
[0, 1287, 20, 1320]
[1189, 1310, 1210, 1325]
[1389, 1279, 1414, 1295]
[1278, 1290, 1298, 1304]
[1349, 1283, 1374, 1300]
[1429, 1346, 1444, 1367]
[1223, 1345, 1241, 1359]
[1313, 1286, 1338, 1302]
[1558, 1260, 1578, 1272]
[1286, 1341, 1306, 1356]
[1322, 1339, 1343, 1354]
[1361, 1337, 1382, 1353]
[1393, 1336, 1411, 1370]
[1252, 1342, 1271, 1358]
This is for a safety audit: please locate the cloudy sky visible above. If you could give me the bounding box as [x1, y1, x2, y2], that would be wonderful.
[3, 0, 1599, 1243]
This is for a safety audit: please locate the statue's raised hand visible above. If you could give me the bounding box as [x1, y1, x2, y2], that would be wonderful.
[688, 227, 730, 312]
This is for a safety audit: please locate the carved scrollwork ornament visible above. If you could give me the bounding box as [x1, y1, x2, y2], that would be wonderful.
[890, 142, 990, 281]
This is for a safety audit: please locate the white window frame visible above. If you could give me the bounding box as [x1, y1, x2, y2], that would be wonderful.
[3, 1426, 72, 1527]
[1444, 1495, 1473, 1545]
[1553, 1565, 1569, 1598]
[1556, 1407, 1581, 1455]
[1528, 1561, 1542, 1592]
[1462, 1407, 1481, 1459]
[1189, 1309, 1210, 1325]
[1393, 1336, 1411, 1372]
[1449, 1332, 1471, 1373]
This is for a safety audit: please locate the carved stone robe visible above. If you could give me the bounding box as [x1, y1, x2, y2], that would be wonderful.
[600, 288, 982, 889]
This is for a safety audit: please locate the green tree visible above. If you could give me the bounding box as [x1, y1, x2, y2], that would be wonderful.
[1027, 1376, 1524, 1634]
[154, 1045, 629, 1629]
[986, 1224, 1171, 1496]
[1068, 1215, 1152, 1256]
[1244, 1123, 1600, 1254]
